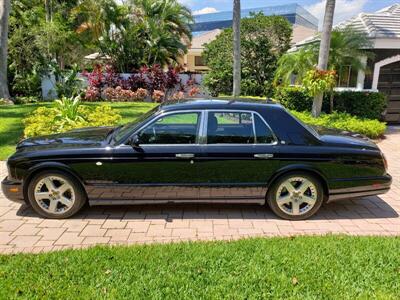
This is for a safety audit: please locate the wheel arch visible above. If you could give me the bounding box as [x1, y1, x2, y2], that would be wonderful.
[22, 162, 86, 201]
[267, 165, 329, 200]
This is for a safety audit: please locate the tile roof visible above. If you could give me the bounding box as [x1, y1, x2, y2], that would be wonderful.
[292, 3, 400, 49]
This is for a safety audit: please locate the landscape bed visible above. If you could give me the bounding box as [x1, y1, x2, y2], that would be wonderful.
[0, 236, 399, 299]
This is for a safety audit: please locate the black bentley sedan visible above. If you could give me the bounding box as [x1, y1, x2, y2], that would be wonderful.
[2, 99, 392, 220]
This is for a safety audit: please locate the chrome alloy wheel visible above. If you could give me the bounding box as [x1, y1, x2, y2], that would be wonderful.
[275, 176, 318, 216]
[34, 176, 75, 214]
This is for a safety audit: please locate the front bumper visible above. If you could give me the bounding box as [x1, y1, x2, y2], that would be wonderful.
[1, 177, 25, 204]
[328, 174, 392, 202]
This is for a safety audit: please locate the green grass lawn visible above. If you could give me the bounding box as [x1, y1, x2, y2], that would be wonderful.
[0, 102, 156, 160]
[0, 236, 399, 299]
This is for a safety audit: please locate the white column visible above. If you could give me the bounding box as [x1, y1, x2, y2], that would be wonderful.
[356, 56, 367, 90]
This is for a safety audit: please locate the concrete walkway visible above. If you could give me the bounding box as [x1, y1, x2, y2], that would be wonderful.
[1, 127, 399, 254]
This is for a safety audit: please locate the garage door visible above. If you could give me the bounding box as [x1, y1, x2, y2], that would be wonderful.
[378, 61, 400, 123]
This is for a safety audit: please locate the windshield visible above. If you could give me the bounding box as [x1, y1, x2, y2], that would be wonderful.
[114, 106, 160, 143]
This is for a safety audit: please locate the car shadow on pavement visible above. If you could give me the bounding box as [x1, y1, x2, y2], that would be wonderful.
[15, 195, 398, 221]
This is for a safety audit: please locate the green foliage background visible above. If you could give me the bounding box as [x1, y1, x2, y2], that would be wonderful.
[203, 13, 292, 97]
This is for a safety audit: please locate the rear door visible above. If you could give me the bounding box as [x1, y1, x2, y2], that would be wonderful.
[197, 110, 280, 202]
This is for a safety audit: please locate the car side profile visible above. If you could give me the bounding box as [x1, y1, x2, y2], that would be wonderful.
[1, 99, 392, 220]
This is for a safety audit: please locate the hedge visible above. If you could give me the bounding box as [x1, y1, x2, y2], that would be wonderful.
[291, 110, 386, 139]
[274, 87, 387, 120]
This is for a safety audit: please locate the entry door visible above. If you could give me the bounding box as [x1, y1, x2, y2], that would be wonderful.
[197, 111, 280, 201]
[110, 111, 203, 201]
[379, 61, 400, 123]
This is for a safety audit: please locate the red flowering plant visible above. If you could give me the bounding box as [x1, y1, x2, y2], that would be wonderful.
[84, 87, 100, 101]
[188, 86, 200, 97]
[152, 90, 165, 102]
[82, 64, 104, 89]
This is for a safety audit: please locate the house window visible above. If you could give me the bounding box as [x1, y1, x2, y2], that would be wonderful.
[337, 65, 358, 88]
[195, 56, 205, 67]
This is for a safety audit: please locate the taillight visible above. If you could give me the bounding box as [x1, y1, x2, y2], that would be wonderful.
[381, 152, 388, 173]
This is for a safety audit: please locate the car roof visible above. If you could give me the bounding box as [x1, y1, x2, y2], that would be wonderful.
[158, 98, 284, 112]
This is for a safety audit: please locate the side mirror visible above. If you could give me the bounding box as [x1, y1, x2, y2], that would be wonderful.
[128, 134, 141, 148]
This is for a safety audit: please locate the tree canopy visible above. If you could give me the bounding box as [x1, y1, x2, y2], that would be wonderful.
[203, 13, 292, 97]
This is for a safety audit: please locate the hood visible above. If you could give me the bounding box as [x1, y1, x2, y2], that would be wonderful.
[312, 125, 378, 150]
[16, 126, 115, 150]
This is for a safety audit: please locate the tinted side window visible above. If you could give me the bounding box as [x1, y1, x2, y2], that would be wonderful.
[207, 112, 254, 144]
[255, 115, 275, 144]
[138, 113, 200, 144]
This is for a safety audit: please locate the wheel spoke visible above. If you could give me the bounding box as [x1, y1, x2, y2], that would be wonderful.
[277, 195, 291, 205]
[302, 195, 316, 206]
[48, 200, 58, 213]
[43, 178, 56, 191]
[35, 192, 51, 201]
[58, 196, 72, 207]
[57, 183, 70, 195]
[282, 182, 296, 194]
[298, 179, 311, 194]
[292, 201, 300, 215]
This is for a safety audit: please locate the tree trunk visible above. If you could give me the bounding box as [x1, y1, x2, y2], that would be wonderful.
[312, 0, 336, 117]
[0, 0, 11, 101]
[45, 0, 52, 23]
[232, 0, 241, 97]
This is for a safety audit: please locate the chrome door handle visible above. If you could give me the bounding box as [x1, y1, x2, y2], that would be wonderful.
[254, 153, 274, 159]
[176, 153, 195, 159]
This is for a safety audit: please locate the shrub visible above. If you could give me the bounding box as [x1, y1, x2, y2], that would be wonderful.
[274, 86, 387, 119]
[84, 87, 101, 101]
[170, 91, 185, 100]
[14, 96, 39, 104]
[152, 90, 165, 102]
[102, 87, 147, 102]
[23, 99, 122, 138]
[331, 91, 387, 120]
[274, 86, 313, 111]
[290, 110, 386, 139]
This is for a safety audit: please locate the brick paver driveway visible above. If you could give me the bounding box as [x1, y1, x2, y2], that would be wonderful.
[1, 127, 400, 253]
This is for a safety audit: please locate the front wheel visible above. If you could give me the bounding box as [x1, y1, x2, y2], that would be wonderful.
[27, 170, 86, 219]
[267, 172, 324, 220]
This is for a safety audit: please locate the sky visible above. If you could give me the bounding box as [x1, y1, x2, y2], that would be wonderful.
[178, 0, 400, 28]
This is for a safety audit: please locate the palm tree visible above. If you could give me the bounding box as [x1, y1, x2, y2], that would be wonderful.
[275, 27, 372, 85]
[232, 0, 240, 97]
[133, 0, 193, 66]
[73, 0, 124, 42]
[312, 0, 336, 117]
[0, 0, 11, 101]
[274, 48, 316, 85]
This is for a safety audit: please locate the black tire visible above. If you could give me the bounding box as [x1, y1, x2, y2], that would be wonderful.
[267, 172, 324, 220]
[27, 170, 87, 219]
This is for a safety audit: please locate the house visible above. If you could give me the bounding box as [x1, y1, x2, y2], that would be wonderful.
[292, 4, 400, 122]
[181, 3, 318, 73]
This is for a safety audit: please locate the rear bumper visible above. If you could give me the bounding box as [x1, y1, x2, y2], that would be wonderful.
[1, 177, 24, 204]
[328, 174, 392, 202]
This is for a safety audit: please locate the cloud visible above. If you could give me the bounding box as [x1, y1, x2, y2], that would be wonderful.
[306, 0, 368, 29]
[192, 7, 219, 15]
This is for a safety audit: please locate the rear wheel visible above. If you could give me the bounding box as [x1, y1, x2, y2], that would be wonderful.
[267, 172, 324, 220]
[27, 170, 86, 219]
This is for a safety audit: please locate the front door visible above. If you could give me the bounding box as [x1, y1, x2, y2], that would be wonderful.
[197, 110, 280, 202]
[379, 61, 400, 123]
[101, 111, 203, 202]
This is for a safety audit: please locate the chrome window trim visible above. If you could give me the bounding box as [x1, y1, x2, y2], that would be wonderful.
[204, 109, 278, 146]
[117, 108, 278, 148]
[118, 110, 204, 147]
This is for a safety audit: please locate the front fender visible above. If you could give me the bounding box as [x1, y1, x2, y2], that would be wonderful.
[22, 161, 86, 196]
